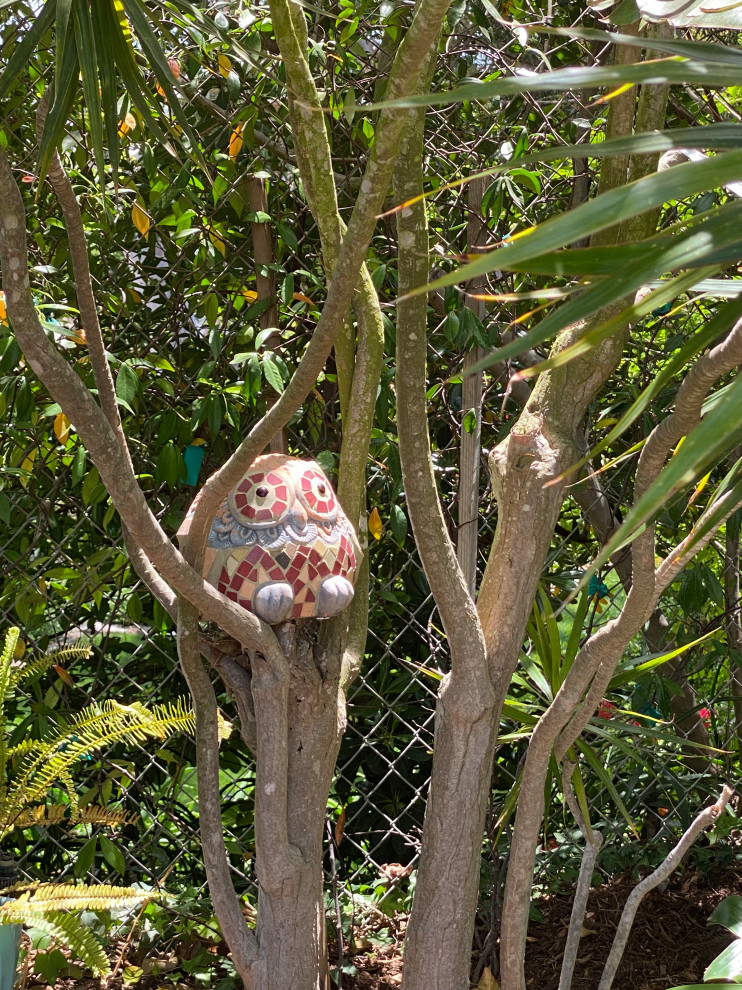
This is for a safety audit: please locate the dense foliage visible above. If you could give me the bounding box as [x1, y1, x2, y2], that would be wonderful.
[2, 0, 742, 985]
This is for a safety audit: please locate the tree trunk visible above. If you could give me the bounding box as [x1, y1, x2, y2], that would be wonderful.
[249, 629, 346, 990]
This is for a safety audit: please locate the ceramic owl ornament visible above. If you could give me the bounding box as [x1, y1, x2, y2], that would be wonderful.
[179, 454, 359, 624]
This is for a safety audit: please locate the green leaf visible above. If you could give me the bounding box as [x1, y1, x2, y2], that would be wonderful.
[101, 0, 178, 160]
[704, 939, 742, 983]
[0, 493, 10, 527]
[276, 221, 298, 251]
[115, 363, 140, 409]
[421, 153, 742, 298]
[390, 504, 407, 546]
[70, 445, 86, 487]
[126, 592, 143, 623]
[155, 444, 182, 490]
[35, 948, 68, 986]
[609, 631, 718, 689]
[99, 834, 126, 874]
[709, 895, 742, 938]
[0, 0, 56, 103]
[577, 739, 638, 837]
[463, 408, 477, 434]
[73, 836, 98, 878]
[443, 312, 459, 342]
[639, 0, 742, 28]
[591, 373, 742, 580]
[38, 12, 80, 184]
[281, 273, 295, 305]
[121, 0, 205, 169]
[72, 0, 106, 189]
[262, 352, 284, 393]
[374, 52, 742, 113]
[81, 466, 100, 507]
[89, 0, 120, 187]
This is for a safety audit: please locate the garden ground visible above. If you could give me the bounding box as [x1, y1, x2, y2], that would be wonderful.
[27, 863, 741, 990]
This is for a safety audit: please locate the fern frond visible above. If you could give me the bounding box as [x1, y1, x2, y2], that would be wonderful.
[7, 646, 87, 691]
[9, 882, 159, 913]
[0, 905, 110, 974]
[76, 805, 138, 827]
[2, 803, 68, 831]
[6, 738, 45, 761]
[0, 629, 20, 802]
[0, 802, 137, 835]
[8, 698, 194, 810]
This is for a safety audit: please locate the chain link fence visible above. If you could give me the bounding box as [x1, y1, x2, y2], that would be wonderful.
[1, 0, 740, 955]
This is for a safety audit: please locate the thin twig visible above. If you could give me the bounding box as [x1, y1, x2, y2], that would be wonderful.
[326, 819, 344, 989]
[558, 761, 603, 990]
[598, 784, 735, 990]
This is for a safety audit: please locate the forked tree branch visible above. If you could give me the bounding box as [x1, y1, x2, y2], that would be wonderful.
[0, 148, 286, 660]
[185, 0, 456, 570]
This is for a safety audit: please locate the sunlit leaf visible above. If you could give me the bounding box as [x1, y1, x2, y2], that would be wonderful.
[369, 507, 383, 540]
[229, 122, 243, 159]
[53, 413, 71, 445]
[638, 0, 742, 28]
[131, 199, 150, 239]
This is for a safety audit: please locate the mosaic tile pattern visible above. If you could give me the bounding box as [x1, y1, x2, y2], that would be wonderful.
[179, 455, 359, 623]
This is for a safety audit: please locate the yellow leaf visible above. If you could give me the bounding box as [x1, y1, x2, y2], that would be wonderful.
[19, 449, 36, 489]
[0, 291, 6, 323]
[218, 53, 232, 78]
[209, 227, 226, 257]
[293, 292, 314, 306]
[131, 199, 150, 240]
[688, 470, 712, 508]
[369, 507, 382, 540]
[241, 289, 258, 302]
[229, 122, 243, 159]
[13, 639, 25, 660]
[54, 412, 71, 445]
[118, 111, 137, 137]
[477, 966, 499, 990]
[593, 82, 636, 105]
[53, 665, 74, 687]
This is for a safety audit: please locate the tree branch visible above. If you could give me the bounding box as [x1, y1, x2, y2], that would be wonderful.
[598, 785, 734, 990]
[177, 599, 259, 972]
[184, 0, 454, 570]
[0, 147, 282, 659]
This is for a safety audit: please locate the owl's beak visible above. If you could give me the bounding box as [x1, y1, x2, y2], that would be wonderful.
[289, 502, 308, 531]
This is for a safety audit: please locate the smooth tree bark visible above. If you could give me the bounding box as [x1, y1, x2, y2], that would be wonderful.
[393, 20, 735, 990]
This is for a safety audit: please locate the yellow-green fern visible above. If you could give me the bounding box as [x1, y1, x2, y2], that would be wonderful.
[0, 628, 197, 977]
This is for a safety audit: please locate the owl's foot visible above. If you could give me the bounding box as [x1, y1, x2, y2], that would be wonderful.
[253, 582, 294, 624]
[318, 575, 354, 618]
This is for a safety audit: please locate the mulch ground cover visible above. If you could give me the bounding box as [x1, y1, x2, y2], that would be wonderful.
[21, 865, 742, 990]
[338, 866, 742, 990]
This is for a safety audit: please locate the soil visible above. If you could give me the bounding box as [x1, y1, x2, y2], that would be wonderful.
[337, 866, 742, 990]
[23, 866, 742, 990]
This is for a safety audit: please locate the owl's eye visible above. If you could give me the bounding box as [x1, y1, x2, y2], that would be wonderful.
[231, 470, 291, 524]
[298, 468, 337, 518]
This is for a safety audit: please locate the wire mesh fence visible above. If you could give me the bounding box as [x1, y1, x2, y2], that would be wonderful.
[1, 0, 740, 956]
